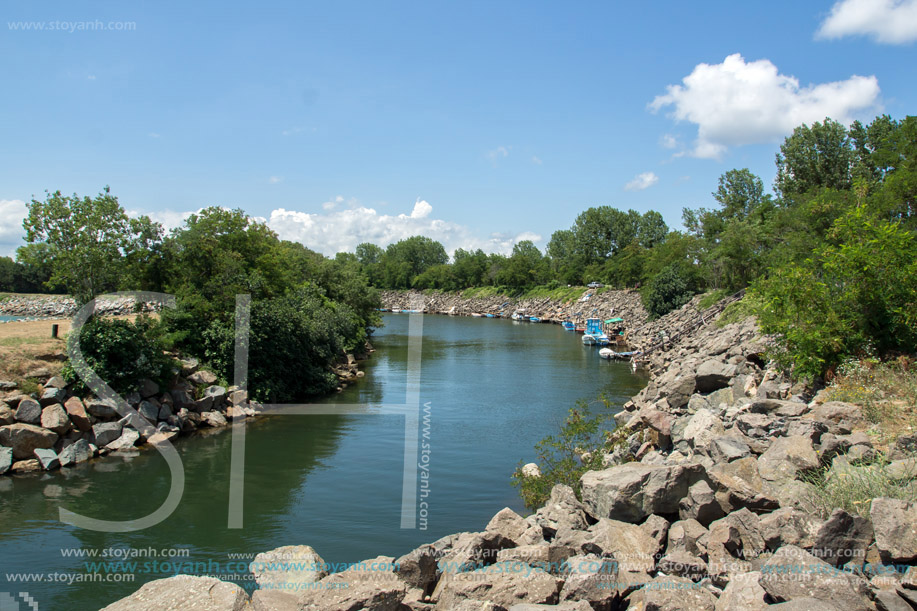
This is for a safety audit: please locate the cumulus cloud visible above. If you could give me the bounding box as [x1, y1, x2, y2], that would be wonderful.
[817, 0, 917, 44]
[268, 198, 541, 257]
[660, 134, 679, 149]
[0, 199, 28, 257]
[650, 53, 880, 159]
[624, 172, 659, 191]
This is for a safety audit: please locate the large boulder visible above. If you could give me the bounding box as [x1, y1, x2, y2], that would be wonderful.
[557, 554, 619, 609]
[705, 435, 752, 463]
[92, 422, 123, 447]
[679, 479, 724, 526]
[810, 508, 873, 567]
[807, 401, 866, 435]
[580, 462, 707, 523]
[871, 497, 917, 564]
[294, 557, 407, 611]
[41, 404, 71, 435]
[630, 574, 717, 610]
[434, 568, 562, 610]
[64, 397, 92, 432]
[758, 507, 821, 551]
[714, 571, 768, 611]
[695, 359, 737, 393]
[106, 429, 140, 452]
[0, 447, 12, 474]
[34, 448, 60, 470]
[707, 456, 779, 513]
[188, 370, 218, 386]
[530, 484, 590, 536]
[101, 575, 249, 610]
[39, 386, 67, 406]
[250, 545, 326, 596]
[395, 544, 439, 591]
[588, 518, 658, 576]
[86, 397, 120, 420]
[0, 423, 58, 459]
[756, 435, 819, 483]
[759, 546, 872, 610]
[59, 439, 93, 466]
[486, 507, 540, 546]
[680, 409, 725, 451]
[14, 398, 42, 425]
[665, 519, 709, 557]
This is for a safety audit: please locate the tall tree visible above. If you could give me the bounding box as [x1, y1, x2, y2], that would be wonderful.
[775, 118, 853, 199]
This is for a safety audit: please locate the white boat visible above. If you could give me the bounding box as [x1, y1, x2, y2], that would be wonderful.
[511, 311, 526, 321]
[598, 347, 615, 359]
[582, 334, 597, 345]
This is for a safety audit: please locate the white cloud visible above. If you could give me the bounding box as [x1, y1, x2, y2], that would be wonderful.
[281, 127, 302, 136]
[268, 176, 283, 184]
[531, 155, 543, 165]
[624, 172, 659, 191]
[660, 134, 679, 149]
[130, 209, 194, 231]
[817, 0, 917, 44]
[0, 199, 28, 257]
[267, 198, 541, 257]
[650, 53, 880, 159]
[87, 74, 96, 81]
[486, 146, 510, 165]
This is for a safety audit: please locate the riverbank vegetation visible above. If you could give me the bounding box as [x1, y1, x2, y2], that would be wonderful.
[9, 114, 917, 387]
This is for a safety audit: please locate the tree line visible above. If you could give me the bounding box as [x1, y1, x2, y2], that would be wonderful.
[7, 113, 916, 383]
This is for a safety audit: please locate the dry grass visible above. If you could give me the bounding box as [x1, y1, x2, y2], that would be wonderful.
[825, 356, 917, 450]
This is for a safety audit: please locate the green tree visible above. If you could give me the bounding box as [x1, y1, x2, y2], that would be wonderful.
[642, 263, 694, 319]
[22, 187, 159, 304]
[775, 118, 853, 199]
[496, 240, 549, 289]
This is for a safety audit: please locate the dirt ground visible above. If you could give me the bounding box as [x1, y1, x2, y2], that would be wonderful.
[0, 316, 141, 384]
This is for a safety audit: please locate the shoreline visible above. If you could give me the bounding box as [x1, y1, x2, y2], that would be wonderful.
[104, 290, 917, 610]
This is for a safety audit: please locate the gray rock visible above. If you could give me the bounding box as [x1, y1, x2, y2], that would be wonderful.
[0, 423, 58, 459]
[201, 411, 228, 427]
[41, 403, 71, 435]
[706, 508, 765, 580]
[808, 401, 866, 435]
[59, 439, 93, 466]
[250, 545, 326, 596]
[298, 556, 407, 611]
[714, 571, 768, 611]
[695, 359, 737, 393]
[395, 544, 439, 591]
[580, 462, 707, 523]
[757, 435, 819, 482]
[871, 497, 917, 564]
[180, 358, 199, 376]
[679, 479, 725, 526]
[0, 380, 18, 391]
[766, 598, 844, 611]
[811, 508, 873, 567]
[530, 484, 590, 536]
[0, 403, 14, 425]
[759, 545, 872, 610]
[105, 429, 140, 451]
[158, 404, 173, 421]
[14, 398, 42, 425]
[640, 514, 671, 551]
[138, 400, 159, 422]
[735, 412, 787, 438]
[0, 446, 12, 474]
[873, 590, 913, 611]
[634, 574, 717, 610]
[139, 379, 159, 398]
[758, 507, 821, 551]
[666, 519, 709, 557]
[44, 376, 67, 389]
[39, 386, 67, 406]
[588, 518, 659, 575]
[486, 507, 538, 545]
[86, 397, 120, 419]
[657, 551, 707, 579]
[557, 553, 619, 608]
[434, 567, 562, 610]
[188, 370, 218, 386]
[665, 375, 697, 409]
[34, 448, 60, 470]
[707, 456, 779, 513]
[92, 422, 123, 447]
[706, 435, 752, 463]
[100, 575, 249, 610]
[681, 409, 725, 451]
[203, 385, 227, 402]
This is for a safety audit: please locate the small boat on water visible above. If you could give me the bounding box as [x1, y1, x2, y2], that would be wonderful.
[471, 313, 484, 317]
[584, 318, 611, 345]
[485, 313, 495, 318]
[599, 348, 641, 360]
[561, 321, 576, 331]
[511, 310, 526, 321]
[582, 334, 596, 345]
[529, 317, 541, 323]
[575, 325, 586, 333]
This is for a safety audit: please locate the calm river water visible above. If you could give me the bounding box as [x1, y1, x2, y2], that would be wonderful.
[0, 313, 647, 609]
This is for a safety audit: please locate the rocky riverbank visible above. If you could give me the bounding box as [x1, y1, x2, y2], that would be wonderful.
[101, 294, 917, 609]
[380, 289, 649, 334]
[0, 353, 369, 476]
[0, 294, 159, 319]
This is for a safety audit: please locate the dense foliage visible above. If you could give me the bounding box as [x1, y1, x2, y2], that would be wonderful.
[62, 316, 173, 396]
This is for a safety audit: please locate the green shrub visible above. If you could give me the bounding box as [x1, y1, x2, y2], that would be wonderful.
[801, 453, 917, 519]
[202, 286, 364, 402]
[63, 316, 173, 396]
[642, 264, 694, 319]
[512, 397, 628, 511]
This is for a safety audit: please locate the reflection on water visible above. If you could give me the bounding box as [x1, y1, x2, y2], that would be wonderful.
[0, 314, 647, 609]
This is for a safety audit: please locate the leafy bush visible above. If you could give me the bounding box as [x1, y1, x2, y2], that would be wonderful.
[512, 397, 629, 511]
[753, 205, 917, 379]
[63, 316, 173, 396]
[202, 286, 365, 402]
[642, 264, 694, 319]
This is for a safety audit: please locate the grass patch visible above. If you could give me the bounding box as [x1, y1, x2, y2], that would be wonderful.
[0, 336, 50, 347]
[801, 453, 917, 519]
[521, 285, 587, 303]
[17, 378, 40, 396]
[459, 286, 506, 299]
[716, 293, 762, 327]
[698, 288, 730, 310]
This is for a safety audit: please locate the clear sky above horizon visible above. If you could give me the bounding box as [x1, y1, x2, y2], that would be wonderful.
[1, 0, 915, 257]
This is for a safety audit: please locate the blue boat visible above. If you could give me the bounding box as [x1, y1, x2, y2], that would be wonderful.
[529, 317, 541, 323]
[485, 313, 495, 318]
[584, 318, 611, 345]
[561, 321, 576, 331]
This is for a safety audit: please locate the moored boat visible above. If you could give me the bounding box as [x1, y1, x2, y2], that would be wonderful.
[561, 320, 576, 331]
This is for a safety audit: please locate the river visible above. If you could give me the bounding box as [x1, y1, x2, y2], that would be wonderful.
[0, 313, 647, 609]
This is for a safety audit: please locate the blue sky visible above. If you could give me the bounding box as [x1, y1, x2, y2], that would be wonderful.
[1, 0, 915, 257]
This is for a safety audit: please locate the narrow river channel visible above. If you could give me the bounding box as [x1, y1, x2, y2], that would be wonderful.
[0, 313, 647, 609]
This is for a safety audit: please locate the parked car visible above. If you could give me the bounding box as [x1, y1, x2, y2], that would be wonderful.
[587, 281, 604, 288]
